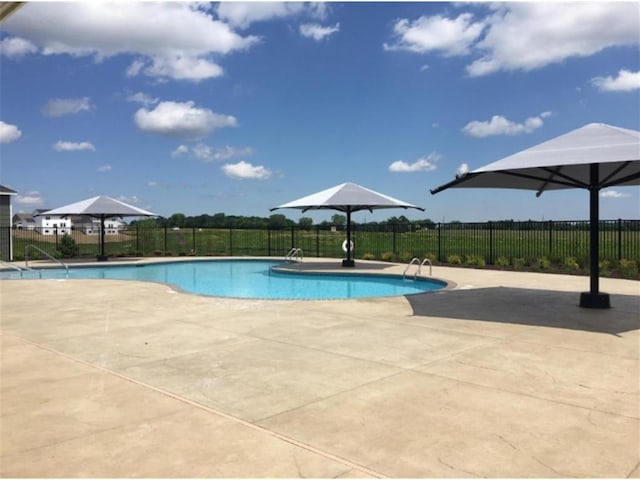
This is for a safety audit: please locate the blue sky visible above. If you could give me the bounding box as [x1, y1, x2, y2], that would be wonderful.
[1, 1, 639, 223]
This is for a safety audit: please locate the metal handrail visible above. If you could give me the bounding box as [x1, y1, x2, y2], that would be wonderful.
[403, 257, 420, 279]
[403, 257, 432, 279]
[0, 260, 27, 277]
[419, 258, 433, 277]
[284, 248, 303, 262]
[25, 245, 69, 274]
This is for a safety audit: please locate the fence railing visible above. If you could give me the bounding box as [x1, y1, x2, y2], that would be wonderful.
[6, 220, 640, 268]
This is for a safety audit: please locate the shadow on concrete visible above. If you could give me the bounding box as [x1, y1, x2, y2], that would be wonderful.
[406, 287, 640, 335]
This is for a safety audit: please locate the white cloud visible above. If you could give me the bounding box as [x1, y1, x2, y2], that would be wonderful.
[0, 36, 37, 58]
[384, 13, 484, 56]
[420, 64, 430, 72]
[134, 101, 237, 139]
[192, 144, 255, 162]
[216, 2, 306, 29]
[116, 195, 140, 204]
[592, 69, 640, 92]
[300, 23, 340, 41]
[16, 191, 44, 206]
[222, 161, 272, 180]
[456, 163, 469, 176]
[2, 2, 258, 82]
[0, 121, 22, 143]
[53, 141, 96, 152]
[462, 112, 551, 138]
[97, 164, 112, 173]
[467, 3, 640, 76]
[126, 92, 159, 107]
[389, 153, 441, 173]
[42, 97, 92, 117]
[600, 190, 631, 199]
[147, 181, 160, 187]
[171, 144, 189, 158]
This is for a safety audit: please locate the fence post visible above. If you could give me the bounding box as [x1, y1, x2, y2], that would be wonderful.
[267, 228, 271, 256]
[55, 227, 59, 249]
[291, 226, 295, 249]
[437, 223, 442, 262]
[548, 220, 553, 258]
[488, 221, 493, 265]
[229, 228, 233, 255]
[136, 223, 139, 253]
[192, 227, 196, 254]
[164, 226, 167, 253]
[392, 224, 397, 255]
[618, 218, 622, 261]
[316, 225, 320, 257]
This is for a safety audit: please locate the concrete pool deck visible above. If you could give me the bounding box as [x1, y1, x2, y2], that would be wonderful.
[1, 257, 639, 477]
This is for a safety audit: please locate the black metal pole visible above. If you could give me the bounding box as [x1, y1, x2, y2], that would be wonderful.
[97, 214, 107, 261]
[342, 209, 354, 267]
[579, 163, 610, 308]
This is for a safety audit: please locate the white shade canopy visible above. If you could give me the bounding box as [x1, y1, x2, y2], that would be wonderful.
[271, 182, 424, 213]
[39, 195, 156, 217]
[430, 122, 640, 309]
[431, 123, 639, 195]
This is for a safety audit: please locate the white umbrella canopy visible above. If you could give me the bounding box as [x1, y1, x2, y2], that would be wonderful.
[271, 182, 424, 266]
[431, 123, 640, 309]
[39, 195, 157, 260]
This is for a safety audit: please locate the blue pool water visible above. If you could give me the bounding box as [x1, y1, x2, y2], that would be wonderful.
[0, 260, 446, 300]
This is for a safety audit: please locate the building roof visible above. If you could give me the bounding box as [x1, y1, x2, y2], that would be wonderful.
[0, 185, 18, 195]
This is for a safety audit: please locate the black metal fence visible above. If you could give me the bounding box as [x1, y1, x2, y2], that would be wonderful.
[6, 220, 640, 269]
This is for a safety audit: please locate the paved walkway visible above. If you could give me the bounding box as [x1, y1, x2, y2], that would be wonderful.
[1, 258, 639, 477]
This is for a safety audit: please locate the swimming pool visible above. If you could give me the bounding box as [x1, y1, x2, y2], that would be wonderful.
[1, 260, 446, 300]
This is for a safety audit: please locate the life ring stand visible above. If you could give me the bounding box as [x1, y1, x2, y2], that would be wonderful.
[341, 239, 354, 252]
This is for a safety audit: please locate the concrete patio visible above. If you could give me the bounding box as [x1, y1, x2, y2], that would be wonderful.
[1, 258, 638, 477]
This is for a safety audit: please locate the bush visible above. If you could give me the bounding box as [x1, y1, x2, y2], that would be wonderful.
[361, 253, 376, 260]
[153, 250, 163, 256]
[512, 257, 526, 270]
[465, 255, 485, 267]
[447, 255, 462, 265]
[599, 260, 611, 277]
[618, 259, 638, 279]
[424, 252, 438, 264]
[533, 256, 551, 271]
[397, 251, 414, 263]
[57, 234, 78, 258]
[380, 252, 395, 262]
[496, 256, 509, 267]
[563, 256, 580, 272]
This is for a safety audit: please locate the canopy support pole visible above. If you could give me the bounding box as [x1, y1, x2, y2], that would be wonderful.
[579, 164, 610, 308]
[342, 209, 355, 267]
[97, 214, 108, 262]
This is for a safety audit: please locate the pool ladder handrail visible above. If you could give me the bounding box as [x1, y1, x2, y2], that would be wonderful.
[403, 257, 432, 280]
[284, 248, 303, 262]
[25, 245, 69, 274]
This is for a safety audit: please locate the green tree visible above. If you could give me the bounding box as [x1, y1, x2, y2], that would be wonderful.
[331, 214, 346, 226]
[58, 234, 78, 258]
[268, 214, 288, 228]
[299, 217, 313, 228]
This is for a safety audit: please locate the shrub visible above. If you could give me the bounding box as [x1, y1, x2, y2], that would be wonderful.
[380, 252, 395, 262]
[447, 255, 462, 265]
[496, 256, 509, 267]
[153, 250, 163, 256]
[618, 259, 638, 279]
[397, 251, 414, 263]
[424, 252, 438, 264]
[599, 260, 611, 277]
[563, 256, 580, 272]
[512, 257, 526, 270]
[361, 253, 376, 260]
[465, 255, 485, 267]
[164, 251, 173, 256]
[57, 234, 78, 258]
[533, 256, 551, 271]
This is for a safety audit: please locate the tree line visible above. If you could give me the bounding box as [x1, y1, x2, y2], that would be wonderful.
[129, 212, 438, 230]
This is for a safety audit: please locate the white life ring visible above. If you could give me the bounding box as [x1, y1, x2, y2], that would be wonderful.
[341, 239, 354, 252]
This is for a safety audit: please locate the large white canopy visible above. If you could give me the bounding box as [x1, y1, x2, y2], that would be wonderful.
[431, 123, 639, 195]
[430, 122, 640, 309]
[40, 195, 156, 217]
[271, 182, 424, 213]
